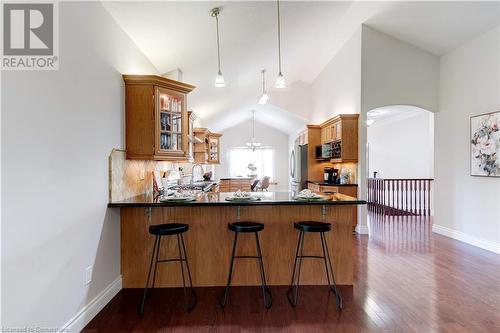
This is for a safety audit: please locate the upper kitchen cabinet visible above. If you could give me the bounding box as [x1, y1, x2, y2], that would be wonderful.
[123, 75, 195, 161]
[208, 132, 222, 164]
[193, 128, 222, 164]
[187, 111, 199, 162]
[320, 114, 359, 163]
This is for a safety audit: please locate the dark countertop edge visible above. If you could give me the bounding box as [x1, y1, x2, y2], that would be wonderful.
[308, 180, 358, 186]
[108, 200, 367, 208]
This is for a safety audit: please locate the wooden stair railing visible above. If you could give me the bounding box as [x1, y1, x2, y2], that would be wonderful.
[367, 178, 434, 216]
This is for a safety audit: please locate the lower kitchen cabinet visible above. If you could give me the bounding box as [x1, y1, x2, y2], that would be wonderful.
[219, 178, 252, 192]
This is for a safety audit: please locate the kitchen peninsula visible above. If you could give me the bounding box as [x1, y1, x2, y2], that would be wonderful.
[109, 192, 365, 288]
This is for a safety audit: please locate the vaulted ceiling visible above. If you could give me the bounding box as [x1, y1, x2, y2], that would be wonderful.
[103, 1, 499, 134]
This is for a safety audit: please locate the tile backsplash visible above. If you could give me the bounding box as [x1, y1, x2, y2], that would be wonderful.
[108, 149, 194, 202]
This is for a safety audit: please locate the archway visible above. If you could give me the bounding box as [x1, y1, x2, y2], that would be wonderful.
[365, 105, 435, 239]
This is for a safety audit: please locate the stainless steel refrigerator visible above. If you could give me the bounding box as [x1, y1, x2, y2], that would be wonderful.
[290, 139, 308, 192]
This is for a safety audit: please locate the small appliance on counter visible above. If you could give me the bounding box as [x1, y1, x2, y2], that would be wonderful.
[323, 167, 339, 184]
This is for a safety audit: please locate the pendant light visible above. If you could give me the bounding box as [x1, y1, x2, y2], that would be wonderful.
[246, 110, 262, 151]
[275, 0, 286, 88]
[258, 69, 269, 105]
[211, 8, 225, 88]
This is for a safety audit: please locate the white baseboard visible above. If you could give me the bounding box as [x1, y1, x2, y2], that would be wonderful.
[355, 224, 369, 234]
[432, 224, 500, 254]
[60, 276, 122, 332]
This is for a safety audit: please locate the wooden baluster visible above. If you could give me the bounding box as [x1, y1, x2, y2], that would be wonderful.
[422, 180, 425, 216]
[427, 180, 431, 216]
[418, 180, 422, 216]
[408, 179, 413, 214]
[423, 180, 427, 216]
[392, 180, 395, 215]
[395, 180, 399, 215]
[399, 180, 403, 215]
[421, 180, 425, 216]
[405, 180, 409, 214]
[414, 180, 417, 215]
[377, 179, 380, 213]
[383, 180, 386, 215]
[396, 180, 399, 215]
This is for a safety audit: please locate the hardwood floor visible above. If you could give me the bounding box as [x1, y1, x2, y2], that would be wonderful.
[84, 214, 500, 332]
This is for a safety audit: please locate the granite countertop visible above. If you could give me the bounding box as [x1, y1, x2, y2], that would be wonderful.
[108, 191, 366, 208]
[308, 180, 358, 186]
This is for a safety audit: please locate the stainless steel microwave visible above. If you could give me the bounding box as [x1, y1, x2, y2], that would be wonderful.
[315, 143, 331, 159]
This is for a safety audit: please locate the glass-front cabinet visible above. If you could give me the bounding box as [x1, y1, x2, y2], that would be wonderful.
[193, 128, 222, 164]
[156, 87, 187, 157]
[207, 133, 222, 164]
[123, 75, 194, 161]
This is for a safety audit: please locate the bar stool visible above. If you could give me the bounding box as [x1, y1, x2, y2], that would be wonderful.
[287, 221, 343, 309]
[220, 222, 272, 308]
[139, 223, 196, 315]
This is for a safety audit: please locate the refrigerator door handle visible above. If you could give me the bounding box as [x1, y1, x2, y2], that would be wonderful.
[290, 150, 295, 179]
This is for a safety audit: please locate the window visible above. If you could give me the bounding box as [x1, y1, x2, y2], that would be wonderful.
[227, 147, 274, 180]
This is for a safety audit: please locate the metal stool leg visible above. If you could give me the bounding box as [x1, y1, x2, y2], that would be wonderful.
[255, 232, 272, 308]
[321, 232, 343, 309]
[139, 235, 159, 315]
[287, 230, 305, 307]
[150, 236, 162, 292]
[180, 233, 197, 310]
[220, 232, 238, 307]
[177, 234, 197, 311]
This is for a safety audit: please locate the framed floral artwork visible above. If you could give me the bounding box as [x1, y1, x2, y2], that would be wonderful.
[470, 111, 500, 177]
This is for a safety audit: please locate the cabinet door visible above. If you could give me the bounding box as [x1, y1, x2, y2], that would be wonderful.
[320, 128, 326, 144]
[330, 124, 336, 142]
[208, 135, 220, 164]
[155, 87, 188, 158]
[188, 113, 195, 160]
[335, 122, 342, 140]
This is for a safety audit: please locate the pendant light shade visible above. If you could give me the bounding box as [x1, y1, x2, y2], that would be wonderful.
[259, 93, 270, 105]
[211, 8, 225, 88]
[215, 70, 225, 88]
[259, 69, 269, 105]
[275, 0, 286, 88]
[246, 110, 262, 151]
[275, 72, 285, 89]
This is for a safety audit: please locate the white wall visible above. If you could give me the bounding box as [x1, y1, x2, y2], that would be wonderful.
[361, 25, 440, 113]
[359, 26, 440, 233]
[434, 26, 500, 252]
[307, 30, 368, 233]
[1, 2, 158, 329]
[310, 29, 362, 123]
[368, 110, 434, 179]
[214, 119, 290, 191]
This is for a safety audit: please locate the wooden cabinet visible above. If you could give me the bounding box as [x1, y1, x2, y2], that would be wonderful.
[193, 128, 222, 164]
[219, 178, 252, 192]
[298, 130, 308, 146]
[308, 182, 321, 193]
[319, 114, 359, 163]
[207, 132, 222, 164]
[123, 75, 194, 161]
[308, 182, 358, 198]
[187, 111, 196, 162]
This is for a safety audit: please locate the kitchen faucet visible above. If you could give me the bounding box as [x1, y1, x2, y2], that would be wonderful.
[191, 163, 203, 184]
